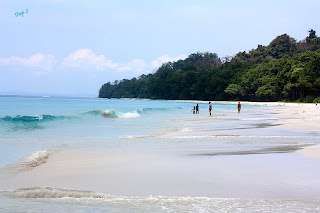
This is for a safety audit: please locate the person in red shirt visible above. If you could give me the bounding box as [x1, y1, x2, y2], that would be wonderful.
[238, 102, 241, 113]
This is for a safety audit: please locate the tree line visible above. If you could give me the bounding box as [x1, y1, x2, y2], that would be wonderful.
[99, 30, 320, 103]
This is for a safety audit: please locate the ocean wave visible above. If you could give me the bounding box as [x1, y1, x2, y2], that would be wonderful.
[1, 114, 66, 123]
[4, 150, 49, 173]
[85, 110, 140, 119]
[24, 150, 49, 168]
[0, 106, 181, 125]
[2, 187, 319, 212]
[4, 187, 105, 199]
[117, 135, 155, 139]
[0, 114, 69, 131]
[180, 128, 192, 132]
[99, 110, 119, 118]
[121, 112, 140, 118]
[210, 134, 240, 137]
[0, 109, 141, 130]
[139, 107, 182, 112]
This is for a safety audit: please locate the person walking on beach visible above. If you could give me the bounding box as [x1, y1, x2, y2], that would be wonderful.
[196, 104, 199, 114]
[238, 102, 241, 113]
[192, 106, 195, 114]
[209, 102, 212, 116]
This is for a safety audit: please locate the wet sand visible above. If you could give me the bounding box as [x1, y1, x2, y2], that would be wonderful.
[298, 144, 320, 159]
[1, 146, 320, 200]
[1, 101, 320, 201]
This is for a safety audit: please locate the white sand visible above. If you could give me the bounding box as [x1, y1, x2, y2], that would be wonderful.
[256, 102, 320, 159]
[298, 144, 320, 160]
[1, 148, 320, 199]
[242, 102, 320, 159]
[179, 100, 320, 131]
[181, 101, 320, 159]
[1, 101, 319, 199]
[265, 103, 320, 132]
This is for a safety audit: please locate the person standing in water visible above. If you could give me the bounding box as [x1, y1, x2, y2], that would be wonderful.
[209, 102, 212, 116]
[196, 104, 199, 114]
[238, 102, 241, 113]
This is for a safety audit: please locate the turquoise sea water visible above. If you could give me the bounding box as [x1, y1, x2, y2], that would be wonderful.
[0, 97, 186, 166]
[0, 96, 320, 212]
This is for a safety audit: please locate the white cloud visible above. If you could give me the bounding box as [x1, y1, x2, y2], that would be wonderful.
[0, 54, 56, 70]
[0, 50, 188, 78]
[117, 59, 147, 74]
[151, 54, 187, 69]
[62, 49, 118, 70]
[62, 49, 150, 75]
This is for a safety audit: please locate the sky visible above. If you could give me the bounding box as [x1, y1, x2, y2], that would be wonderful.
[0, 0, 320, 97]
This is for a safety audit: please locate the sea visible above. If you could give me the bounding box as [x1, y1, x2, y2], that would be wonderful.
[0, 96, 319, 212]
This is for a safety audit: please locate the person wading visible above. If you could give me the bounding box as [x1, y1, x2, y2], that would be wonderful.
[238, 102, 241, 113]
[196, 104, 199, 114]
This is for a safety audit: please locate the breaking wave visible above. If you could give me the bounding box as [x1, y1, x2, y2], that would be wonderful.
[4, 187, 105, 199]
[0, 106, 184, 128]
[2, 187, 319, 213]
[85, 110, 140, 119]
[5, 150, 50, 173]
[1, 114, 65, 123]
[85, 106, 183, 119]
[0, 114, 70, 131]
[0, 108, 141, 131]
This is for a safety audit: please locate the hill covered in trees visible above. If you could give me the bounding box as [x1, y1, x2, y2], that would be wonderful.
[99, 30, 320, 102]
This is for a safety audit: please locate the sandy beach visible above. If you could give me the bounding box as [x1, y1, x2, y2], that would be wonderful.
[1, 101, 319, 198]
[239, 102, 320, 131]
[270, 103, 320, 160]
[222, 101, 320, 159]
[243, 102, 320, 159]
[0, 99, 320, 213]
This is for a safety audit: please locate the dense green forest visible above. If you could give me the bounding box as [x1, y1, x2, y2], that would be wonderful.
[99, 30, 320, 102]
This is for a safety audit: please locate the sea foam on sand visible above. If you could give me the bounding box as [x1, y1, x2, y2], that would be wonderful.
[1, 102, 320, 201]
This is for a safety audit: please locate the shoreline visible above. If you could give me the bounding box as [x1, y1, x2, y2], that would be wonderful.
[245, 102, 320, 159]
[122, 97, 317, 106]
[2, 147, 320, 199]
[298, 144, 320, 160]
[175, 100, 320, 159]
[0, 98, 319, 200]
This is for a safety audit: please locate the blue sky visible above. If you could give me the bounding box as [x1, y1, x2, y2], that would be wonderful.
[0, 0, 319, 96]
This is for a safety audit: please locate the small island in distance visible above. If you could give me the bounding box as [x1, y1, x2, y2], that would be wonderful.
[99, 30, 320, 103]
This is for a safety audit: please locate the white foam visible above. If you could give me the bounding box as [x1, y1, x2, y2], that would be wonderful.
[119, 112, 140, 119]
[100, 110, 140, 119]
[5, 150, 50, 173]
[4, 188, 319, 212]
[240, 117, 279, 121]
[25, 150, 49, 168]
[34, 114, 44, 121]
[6, 187, 105, 199]
[137, 108, 144, 113]
[117, 135, 154, 139]
[100, 110, 117, 118]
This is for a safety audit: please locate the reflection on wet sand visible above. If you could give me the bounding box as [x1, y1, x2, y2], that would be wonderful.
[192, 145, 308, 157]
